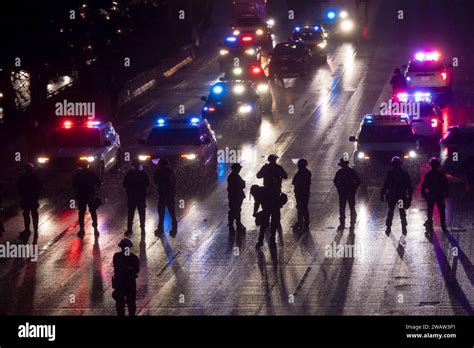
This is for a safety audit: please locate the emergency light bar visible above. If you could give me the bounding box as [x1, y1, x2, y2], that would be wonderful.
[415, 51, 440, 61]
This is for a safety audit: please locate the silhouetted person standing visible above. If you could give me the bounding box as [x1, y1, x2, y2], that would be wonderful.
[26, 120, 46, 163]
[73, 161, 102, 239]
[227, 163, 246, 233]
[123, 161, 149, 236]
[154, 159, 177, 236]
[256, 154, 288, 195]
[390, 68, 407, 95]
[17, 163, 42, 239]
[292, 159, 311, 230]
[333, 158, 360, 231]
[381, 156, 412, 234]
[421, 158, 449, 232]
[112, 238, 139, 316]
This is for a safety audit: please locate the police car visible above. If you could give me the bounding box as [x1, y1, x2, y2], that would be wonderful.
[440, 124, 474, 183]
[201, 81, 262, 123]
[36, 119, 121, 179]
[269, 41, 311, 79]
[395, 92, 443, 141]
[137, 117, 218, 178]
[231, 17, 273, 49]
[323, 9, 356, 38]
[223, 64, 271, 112]
[291, 26, 327, 62]
[349, 114, 421, 176]
[403, 51, 452, 94]
[219, 36, 262, 72]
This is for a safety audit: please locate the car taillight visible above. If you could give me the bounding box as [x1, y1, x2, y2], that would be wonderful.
[431, 118, 439, 128]
[242, 36, 253, 42]
[441, 72, 447, 81]
[251, 66, 262, 75]
[63, 120, 72, 128]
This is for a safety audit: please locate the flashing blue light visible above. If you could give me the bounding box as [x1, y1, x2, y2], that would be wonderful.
[212, 85, 224, 94]
[157, 118, 165, 126]
[406, 76, 411, 81]
[190, 117, 200, 124]
[295, 26, 300, 31]
[314, 26, 320, 30]
[327, 11, 336, 19]
[365, 115, 373, 120]
[400, 114, 408, 120]
[203, 107, 209, 111]
[226, 36, 237, 42]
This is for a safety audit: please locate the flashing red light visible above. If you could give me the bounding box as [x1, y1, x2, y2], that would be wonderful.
[441, 72, 447, 81]
[251, 65, 262, 75]
[442, 147, 448, 158]
[242, 36, 253, 42]
[63, 120, 73, 128]
[431, 118, 439, 128]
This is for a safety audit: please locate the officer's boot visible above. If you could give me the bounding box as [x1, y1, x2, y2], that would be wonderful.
[337, 218, 345, 231]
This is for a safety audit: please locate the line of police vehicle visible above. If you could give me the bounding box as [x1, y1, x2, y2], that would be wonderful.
[349, 50, 474, 186]
[32, 18, 474, 189]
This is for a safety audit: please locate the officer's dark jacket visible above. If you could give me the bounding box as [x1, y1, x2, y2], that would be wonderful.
[17, 172, 42, 201]
[381, 167, 412, 200]
[333, 167, 360, 195]
[292, 168, 311, 196]
[251, 185, 277, 213]
[422, 169, 449, 199]
[227, 172, 245, 200]
[256, 163, 288, 192]
[390, 74, 407, 89]
[113, 251, 140, 287]
[73, 169, 101, 201]
[123, 169, 149, 201]
[153, 166, 176, 196]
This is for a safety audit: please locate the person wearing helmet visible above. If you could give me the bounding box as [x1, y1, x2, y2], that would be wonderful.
[73, 160, 102, 239]
[390, 68, 407, 95]
[17, 163, 42, 240]
[112, 238, 140, 316]
[123, 160, 149, 236]
[256, 154, 288, 195]
[227, 163, 246, 233]
[333, 158, 360, 231]
[292, 158, 312, 230]
[421, 158, 449, 232]
[154, 158, 177, 236]
[380, 156, 413, 234]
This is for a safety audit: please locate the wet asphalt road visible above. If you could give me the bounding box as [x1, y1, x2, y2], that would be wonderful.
[0, 0, 473, 315]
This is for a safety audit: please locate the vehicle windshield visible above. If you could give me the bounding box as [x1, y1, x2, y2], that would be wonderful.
[235, 18, 264, 27]
[442, 130, 474, 145]
[359, 125, 415, 143]
[49, 128, 101, 148]
[147, 128, 201, 146]
[274, 43, 304, 56]
[408, 61, 445, 72]
[294, 32, 322, 41]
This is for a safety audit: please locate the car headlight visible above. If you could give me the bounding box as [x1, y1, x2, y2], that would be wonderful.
[266, 19, 275, 27]
[406, 150, 417, 159]
[79, 156, 96, 163]
[37, 157, 49, 164]
[257, 83, 269, 93]
[317, 41, 327, 49]
[245, 48, 256, 55]
[233, 67, 243, 76]
[233, 84, 245, 94]
[138, 155, 151, 161]
[256, 29, 264, 36]
[339, 10, 349, 19]
[181, 153, 197, 160]
[238, 104, 252, 114]
[340, 19, 354, 32]
[219, 49, 229, 56]
[233, 30, 240, 36]
[357, 152, 369, 160]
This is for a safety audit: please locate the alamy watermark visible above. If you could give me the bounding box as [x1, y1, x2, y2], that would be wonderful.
[379, 99, 420, 119]
[0, 242, 38, 262]
[55, 99, 95, 118]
